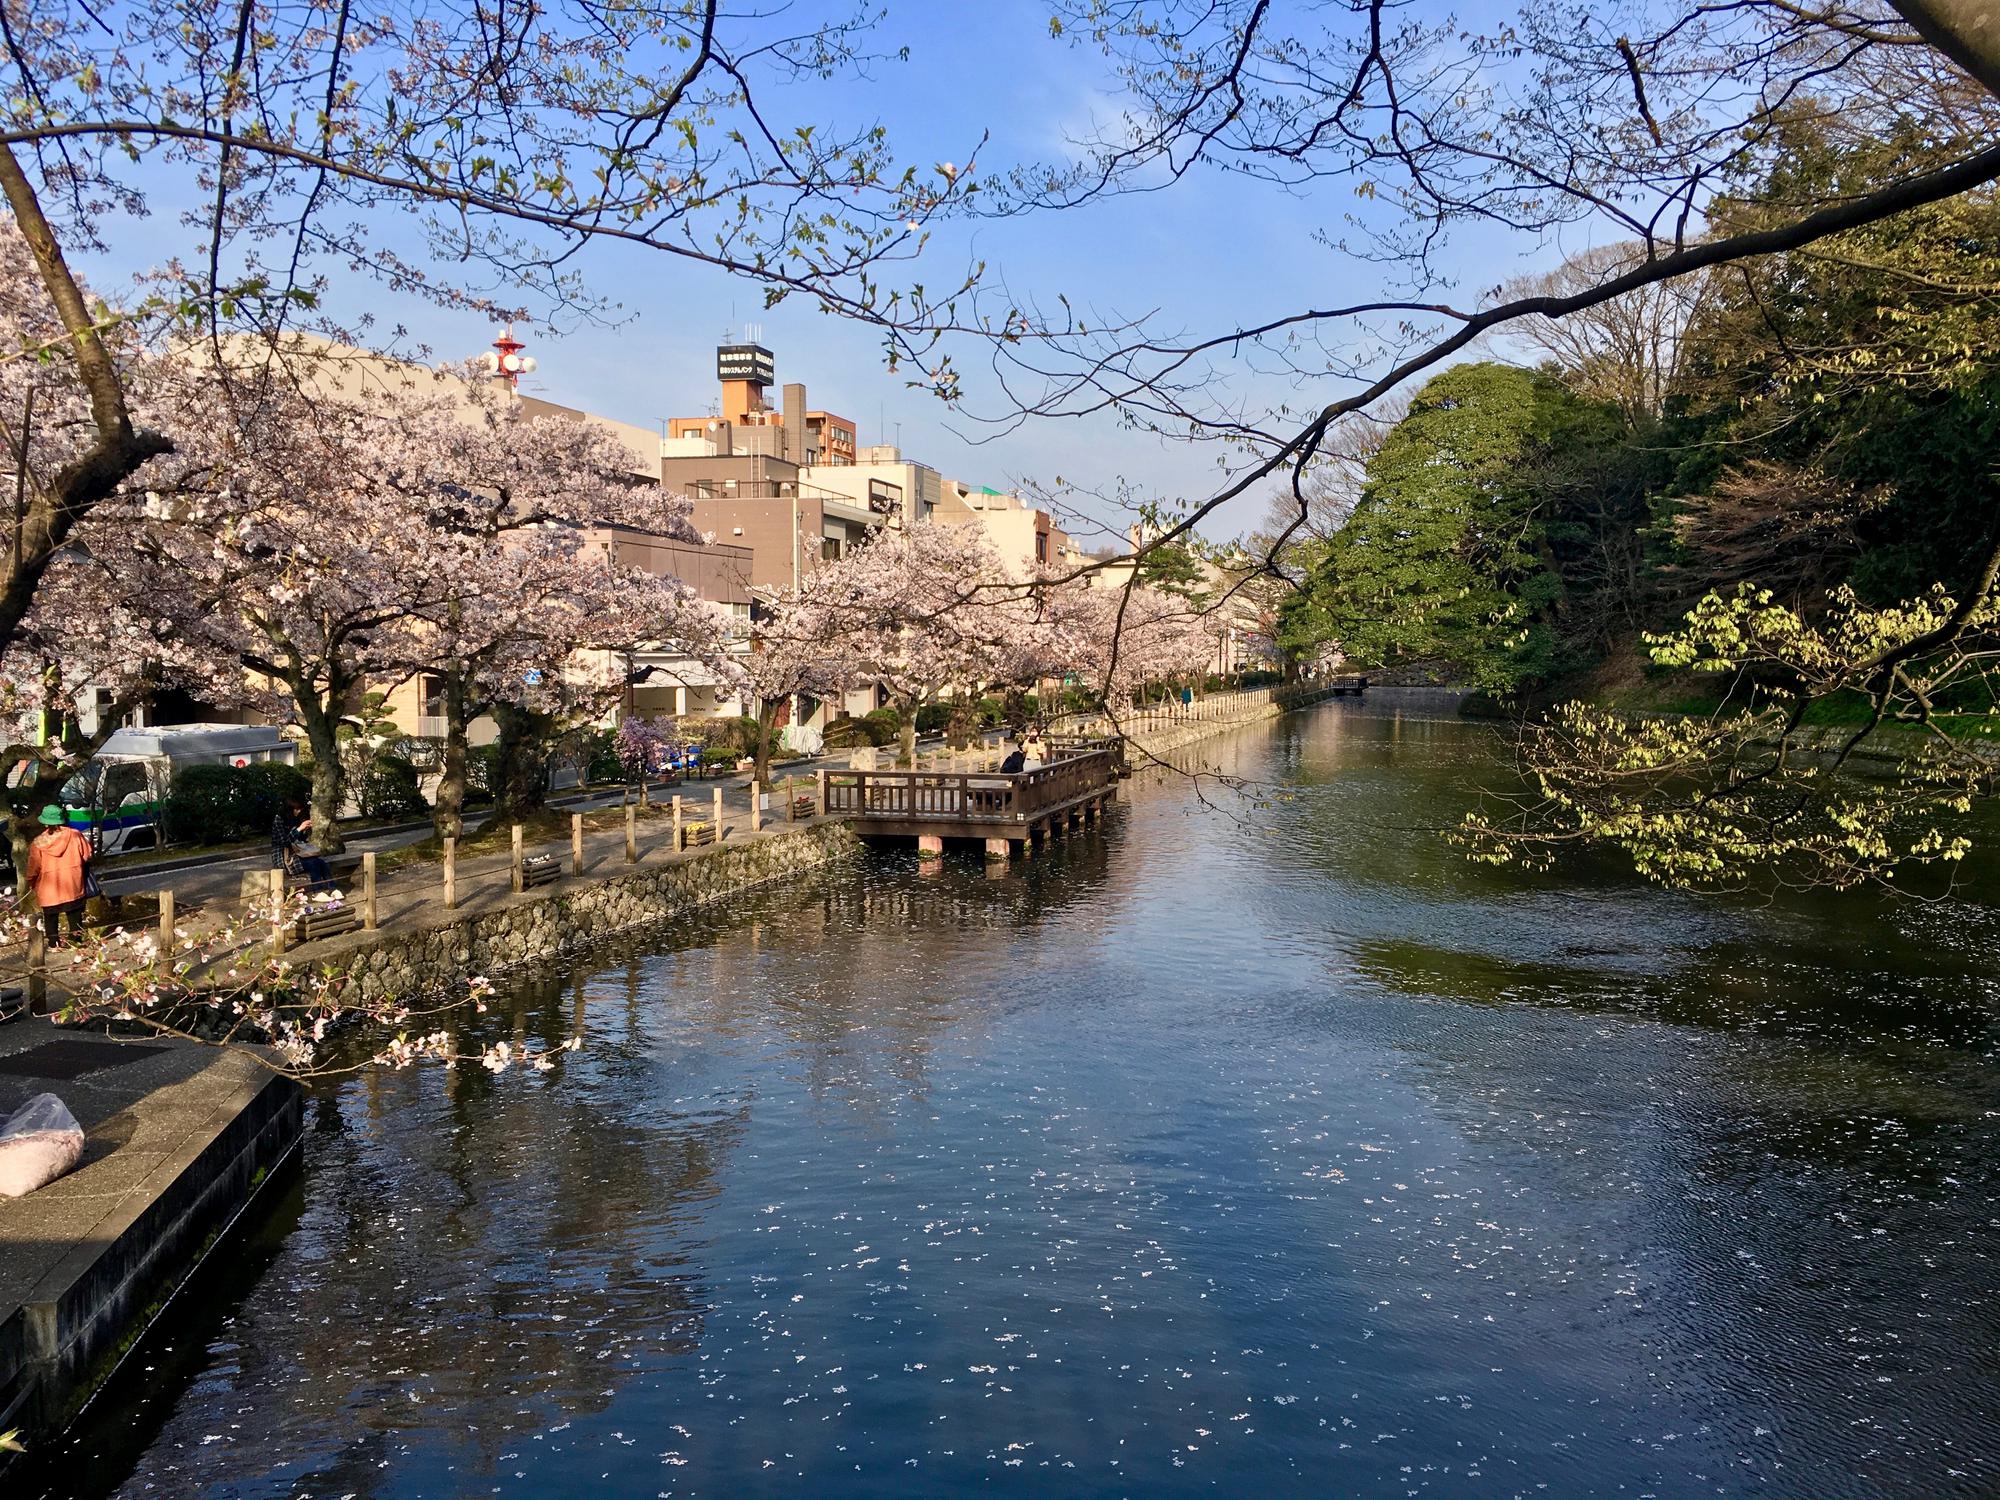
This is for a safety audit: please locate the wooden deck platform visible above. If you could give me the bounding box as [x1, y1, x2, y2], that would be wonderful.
[825, 747, 1121, 848]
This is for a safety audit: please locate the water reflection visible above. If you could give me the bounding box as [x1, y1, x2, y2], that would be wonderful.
[39, 697, 1999, 1499]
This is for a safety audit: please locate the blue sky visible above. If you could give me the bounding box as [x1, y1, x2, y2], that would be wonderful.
[84, 2, 1560, 545]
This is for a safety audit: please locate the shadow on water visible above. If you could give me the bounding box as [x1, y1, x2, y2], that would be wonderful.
[31, 697, 2000, 1500]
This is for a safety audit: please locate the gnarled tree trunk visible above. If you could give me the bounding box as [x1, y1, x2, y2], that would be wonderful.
[491, 701, 555, 825]
[431, 665, 473, 842]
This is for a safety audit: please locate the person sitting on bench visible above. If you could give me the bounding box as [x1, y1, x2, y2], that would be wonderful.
[272, 796, 336, 892]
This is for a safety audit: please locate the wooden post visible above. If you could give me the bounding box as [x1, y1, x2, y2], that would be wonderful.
[625, 800, 638, 863]
[750, 782, 763, 833]
[571, 813, 584, 876]
[157, 888, 175, 956]
[269, 867, 288, 952]
[443, 837, 457, 911]
[816, 769, 827, 816]
[786, 774, 797, 822]
[25, 921, 46, 1014]
[511, 823, 525, 893]
[362, 852, 378, 931]
[672, 794, 683, 851]
[713, 785, 724, 832]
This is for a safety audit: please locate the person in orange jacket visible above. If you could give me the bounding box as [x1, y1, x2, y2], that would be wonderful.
[26, 804, 92, 946]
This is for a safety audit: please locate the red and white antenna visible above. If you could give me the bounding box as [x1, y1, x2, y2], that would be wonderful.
[479, 325, 538, 387]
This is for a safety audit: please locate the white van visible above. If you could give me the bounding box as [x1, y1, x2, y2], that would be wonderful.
[56, 723, 297, 855]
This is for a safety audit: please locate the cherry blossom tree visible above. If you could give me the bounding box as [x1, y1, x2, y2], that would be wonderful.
[787, 525, 1035, 767]
[352, 376, 729, 836]
[735, 607, 844, 788]
[0, 1, 984, 686]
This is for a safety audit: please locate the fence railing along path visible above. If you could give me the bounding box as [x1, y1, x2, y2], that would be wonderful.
[0, 770, 840, 1011]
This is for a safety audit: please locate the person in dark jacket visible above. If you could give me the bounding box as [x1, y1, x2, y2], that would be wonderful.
[271, 796, 335, 891]
[1000, 743, 1027, 774]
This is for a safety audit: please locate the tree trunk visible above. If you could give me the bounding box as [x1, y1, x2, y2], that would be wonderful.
[491, 701, 554, 824]
[0, 146, 172, 648]
[296, 696, 347, 855]
[432, 666, 472, 841]
[754, 697, 779, 788]
[1890, 1, 2000, 99]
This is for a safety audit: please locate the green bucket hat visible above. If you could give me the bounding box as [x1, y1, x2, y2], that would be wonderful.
[38, 805, 64, 826]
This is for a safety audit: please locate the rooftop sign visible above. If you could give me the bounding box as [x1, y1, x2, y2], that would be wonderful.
[717, 344, 775, 384]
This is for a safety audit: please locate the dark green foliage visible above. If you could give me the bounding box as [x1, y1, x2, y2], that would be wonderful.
[862, 707, 901, 746]
[700, 745, 740, 769]
[465, 745, 500, 807]
[161, 764, 239, 844]
[585, 731, 624, 784]
[355, 754, 427, 820]
[164, 760, 316, 844]
[915, 704, 950, 735]
[821, 716, 868, 749]
[1296, 364, 1624, 700]
[236, 761, 313, 833]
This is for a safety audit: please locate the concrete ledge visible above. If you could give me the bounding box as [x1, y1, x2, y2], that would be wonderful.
[303, 819, 863, 1003]
[0, 1034, 302, 1442]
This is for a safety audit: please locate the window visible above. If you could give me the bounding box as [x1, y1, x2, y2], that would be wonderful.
[821, 536, 842, 562]
[1035, 532, 1048, 563]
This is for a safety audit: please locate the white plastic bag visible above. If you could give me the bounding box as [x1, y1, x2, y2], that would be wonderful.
[0, 1092, 85, 1198]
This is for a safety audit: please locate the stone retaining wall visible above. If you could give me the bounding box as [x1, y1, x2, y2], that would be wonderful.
[310, 821, 861, 1002]
[1124, 686, 1336, 761]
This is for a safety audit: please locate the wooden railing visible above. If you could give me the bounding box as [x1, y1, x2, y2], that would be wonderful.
[825, 748, 1120, 826]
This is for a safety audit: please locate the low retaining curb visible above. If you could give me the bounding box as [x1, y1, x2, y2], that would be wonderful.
[305, 820, 862, 1001]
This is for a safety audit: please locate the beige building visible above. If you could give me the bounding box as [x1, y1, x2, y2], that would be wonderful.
[660, 348, 964, 591]
[798, 444, 940, 530]
[933, 481, 1082, 576]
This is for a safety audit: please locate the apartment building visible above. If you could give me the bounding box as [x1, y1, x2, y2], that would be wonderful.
[933, 481, 1083, 576]
[661, 344, 933, 590]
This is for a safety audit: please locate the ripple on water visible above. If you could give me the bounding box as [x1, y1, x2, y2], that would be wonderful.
[33, 702, 1997, 1500]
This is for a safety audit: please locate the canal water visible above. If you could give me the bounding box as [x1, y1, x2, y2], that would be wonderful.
[35, 697, 1999, 1497]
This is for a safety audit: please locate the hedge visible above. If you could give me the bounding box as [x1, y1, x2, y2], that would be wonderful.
[163, 760, 315, 845]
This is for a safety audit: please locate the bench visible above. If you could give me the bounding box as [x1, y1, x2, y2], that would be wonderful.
[680, 819, 716, 850]
[238, 850, 364, 910]
[519, 853, 561, 889]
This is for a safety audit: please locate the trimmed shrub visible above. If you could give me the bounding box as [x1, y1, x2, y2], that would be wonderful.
[700, 745, 739, 770]
[163, 760, 315, 845]
[915, 703, 950, 735]
[821, 716, 869, 749]
[585, 729, 624, 784]
[465, 745, 500, 806]
[162, 764, 241, 844]
[976, 696, 1005, 727]
[862, 707, 901, 746]
[356, 753, 427, 819]
[236, 760, 313, 833]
